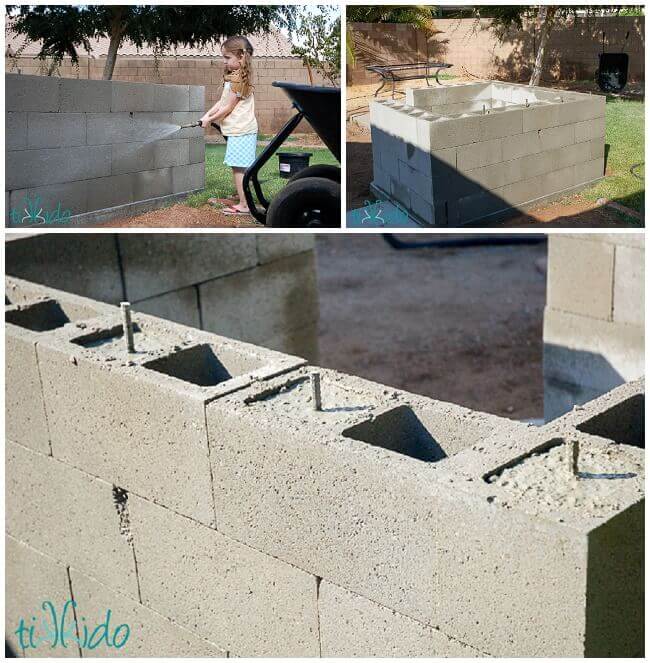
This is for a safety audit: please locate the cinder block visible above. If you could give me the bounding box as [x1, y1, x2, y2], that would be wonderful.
[6, 441, 140, 598]
[154, 138, 190, 169]
[539, 123, 575, 152]
[27, 112, 87, 149]
[575, 115, 606, 142]
[501, 130, 541, 161]
[553, 140, 592, 169]
[9, 180, 90, 221]
[478, 108, 523, 141]
[60, 78, 113, 112]
[429, 114, 481, 149]
[410, 188, 436, 225]
[6, 74, 61, 112]
[256, 234, 316, 264]
[86, 173, 135, 211]
[132, 167, 174, 200]
[6, 112, 27, 151]
[69, 569, 227, 657]
[613, 245, 644, 326]
[189, 85, 205, 112]
[199, 252, 318, 343]
[5, 236, 123, 303]
[171, 162, 204, 193]
[132, 286, 200, 328]
[5, 535, 78, 658]
[87, 112, 140, 145]
[111, 81, 155, 112]
[111, 141, 155, 175]
[171, 112, 203, 137]
[319, 581, 479, 657]
[522, 102, 560, 131]
[541, 164, 577, 196]
[262, 322, 319, 363]
[118, 235, 257, 300]
[153, 83, 190, 111]
[6, 145, 112, 190]
[574, 158, 604, 184]
[397, 160, 433, 201]
[130, 495, 320, 656]
[390, 177, 412, 208]
[188, 136, 205, 163]
[457, 137, 502, 171]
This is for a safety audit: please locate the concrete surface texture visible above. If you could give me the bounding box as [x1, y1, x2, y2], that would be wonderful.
[5, 275, 644, 657]
[370, 81, 606, 226]
[544, 234, 645, 421]
[5, 74, 205, 226]
[4, 233, 319, 362]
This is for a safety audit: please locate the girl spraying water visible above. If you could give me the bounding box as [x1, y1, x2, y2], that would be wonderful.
[201, 36, 258, 216]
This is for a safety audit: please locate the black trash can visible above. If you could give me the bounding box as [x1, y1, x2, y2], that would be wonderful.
[277, 152, 313, 179]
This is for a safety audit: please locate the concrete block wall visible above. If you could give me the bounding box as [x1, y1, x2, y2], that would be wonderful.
[544, 234, 645, 421]
[370, 81, 605, 226]
[5, 276, 644, 657]
[5, 74, 205, 226]
[5, 233, 319, 362]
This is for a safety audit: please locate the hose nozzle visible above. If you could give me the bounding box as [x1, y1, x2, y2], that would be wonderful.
[179, 120, 202, 129]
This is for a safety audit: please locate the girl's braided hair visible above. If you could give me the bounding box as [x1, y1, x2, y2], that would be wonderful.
[222, 36, 254, 98]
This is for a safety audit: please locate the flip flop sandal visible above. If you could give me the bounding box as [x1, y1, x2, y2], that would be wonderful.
[222, 206, 251, 216]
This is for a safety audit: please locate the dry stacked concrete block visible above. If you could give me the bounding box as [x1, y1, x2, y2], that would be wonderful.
[132, 286, 201, 328]
[544, 234, 644, 420]
[199, 251, 319, 348]
[117, 234, 258, 301]
[318, 581, 480, 657]
[370, 82, 605, 225]
[256, 234, 316, 264]
[5, 74, 205, 226]
[130, 495, 320, 657]
[32, 301, 304, 526]
[5, 277, 115, 454]
[6, 442, 140, 599]
[69, 569, 227, 657]
[5, 535, 79, 658]
[206, 366, 644, 656]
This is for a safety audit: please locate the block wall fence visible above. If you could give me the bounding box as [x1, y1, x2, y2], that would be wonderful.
[348, 16, 644, 85]
[6, 55, 325, 137]
[6, 74, 205, 226]
[4, 234, 319, 362]
[544, 234, 645, 421]
[5, 275, 644, 657]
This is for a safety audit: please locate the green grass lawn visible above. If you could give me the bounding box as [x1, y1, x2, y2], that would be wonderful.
[185, 143, 338, 208]
[579, 96, 644, 220]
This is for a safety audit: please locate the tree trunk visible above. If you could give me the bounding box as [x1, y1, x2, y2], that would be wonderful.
[102, 8, 126, 80]
[529, 6, 557, 86]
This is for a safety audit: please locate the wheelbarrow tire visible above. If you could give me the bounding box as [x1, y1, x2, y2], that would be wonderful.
[288, 164, 341, 184]
[267, 177, 340, 228]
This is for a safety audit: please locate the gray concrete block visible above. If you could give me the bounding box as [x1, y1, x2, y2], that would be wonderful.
[5, 235, 123, 303]
[261, 322, 319, 363]
[27, 112, 86, 149]
[553, 140, 593, 169]
[613, 245, 644, 326]
[6, 440, 140, 598]
[199, 252, 318, 344]
[6, 145, 112, 190]
[86, 173, 135, 211]
[6, 112, 27, 151]
[501, 130, 541, 161]
[544, 377, 605, 422]
[111, 81, 155, 112]
[574, 158, 604, 184]
[319, 581, 479, 657]
[390, 177, 412, 208]
[256, 234, 316, 264]
[9, 180, 89, 222]
[479, 108, 523, 141]
[130, 495, 320, 656]
[457, 137, 502, 171]
[539, 123, 575, 152]
[410, 189, 436, 225]
[547, 236, 615, 320]
[171, 112, 203, 138]
[111, 142, 155, 175]
[69, 569, 228, 657]
[153, 83, 190, 112]
[575, 116, 606, 142]
[522, 102, 560, 132]
[6, 74, 60, 112]
[5, 535, 78, 658]
[398, 160, 432, 201]
[132, 167, 174, 200]
[118, 235, 257, 300]
[60, 78, 113, 112]
[132, 286, 200, 329]
[189, 85, 205, 112]
[87, 112, 138, 145]
[188, 136, 205, 164]
[171, 162, 204, 194]
[154, 138, 190, 169]
[429, 114, 481, 149]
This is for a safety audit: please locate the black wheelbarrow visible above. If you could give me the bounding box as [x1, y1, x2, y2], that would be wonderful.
[243, 81, 341, 228]
[596, 30, 630, 93]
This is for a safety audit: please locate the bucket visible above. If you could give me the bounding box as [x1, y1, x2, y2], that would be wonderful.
[277, 152, 313, 179]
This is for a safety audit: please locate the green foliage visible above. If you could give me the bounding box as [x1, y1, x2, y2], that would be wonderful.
[290, 8, 340, 85]
[6, 5, 297, 69]
[346, 6, 437, 34]
[185, 143, 337, 208]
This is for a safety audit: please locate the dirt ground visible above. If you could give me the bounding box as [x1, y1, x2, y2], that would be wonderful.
[346, 80, 636, 227]
[315, 234, 547, 421]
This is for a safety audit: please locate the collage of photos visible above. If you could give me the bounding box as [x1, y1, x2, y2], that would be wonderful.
[3, 3, 646, 661]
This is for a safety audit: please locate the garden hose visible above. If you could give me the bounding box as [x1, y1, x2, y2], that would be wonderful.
[630, 162, 644, 181]
[382, 234, 546, 251]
